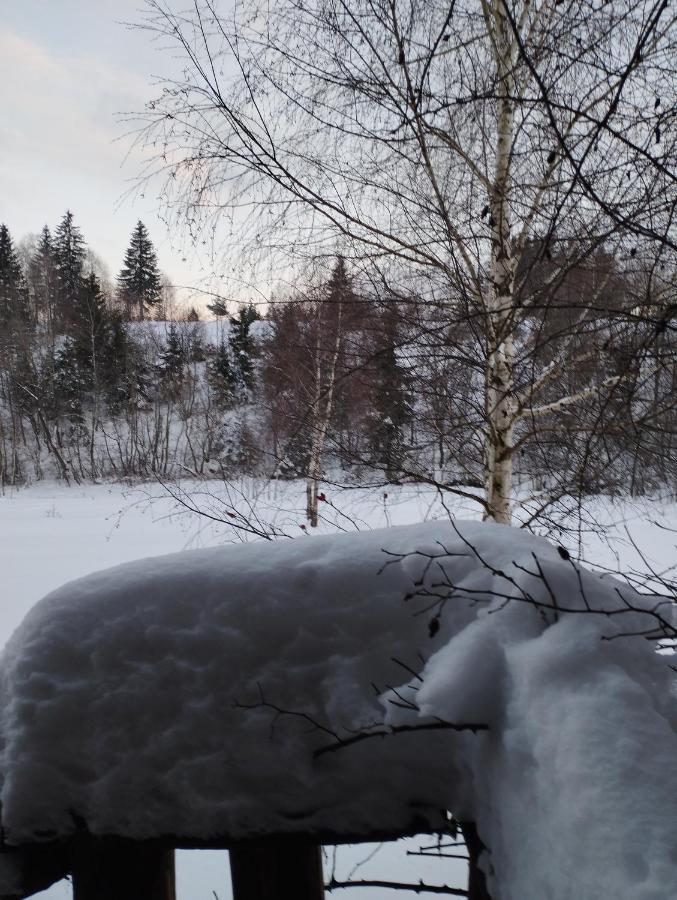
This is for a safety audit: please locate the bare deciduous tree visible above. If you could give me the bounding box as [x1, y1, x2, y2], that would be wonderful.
[133, 0, 677, 523]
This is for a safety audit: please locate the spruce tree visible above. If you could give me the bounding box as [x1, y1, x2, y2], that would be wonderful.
[46, 271, 115, 424]
[53, 337, 85, 424]
[325, 256, 351, 309]
[53, 211, 86, 329]
[366, 305, 411, 482]
[101, 314, 135, 411]
[0, 224, 30, 339]
[206, 297, 228, 317]
[29, 226, 58, 330]
[117, 221, 161, 321]
[208, 339, 237, 407]
[158, 323, 185, 397]
[229, 302, 260, 393]
[71, 272, 111, 381]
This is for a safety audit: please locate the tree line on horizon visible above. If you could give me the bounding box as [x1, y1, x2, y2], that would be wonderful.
[1, 213, 174, 324]
[1, 208, 677, 524]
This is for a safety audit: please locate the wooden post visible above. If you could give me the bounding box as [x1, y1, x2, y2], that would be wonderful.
[229, 839, 325, 900]
[460, 822, 492, 900]
[71, 837, 175, 900]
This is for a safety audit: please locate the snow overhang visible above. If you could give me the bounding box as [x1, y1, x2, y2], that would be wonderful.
[0, 521, 675, 900]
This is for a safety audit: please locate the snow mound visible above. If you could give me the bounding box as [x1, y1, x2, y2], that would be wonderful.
[0, 521, 675, 900]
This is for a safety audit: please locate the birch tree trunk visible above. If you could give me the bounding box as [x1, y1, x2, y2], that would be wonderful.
[483, 0, 518, 524]
[306, 301, 343, 527]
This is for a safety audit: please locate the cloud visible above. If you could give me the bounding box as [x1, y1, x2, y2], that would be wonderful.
[0, 29, 153, 179]
[0, 26, 210, 304]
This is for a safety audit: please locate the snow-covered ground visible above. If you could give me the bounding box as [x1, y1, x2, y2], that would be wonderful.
[0, 481, 474, 900]
[0, 479, 675, 899]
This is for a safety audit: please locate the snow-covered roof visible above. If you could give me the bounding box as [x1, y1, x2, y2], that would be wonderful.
[0, 521, 675, 900]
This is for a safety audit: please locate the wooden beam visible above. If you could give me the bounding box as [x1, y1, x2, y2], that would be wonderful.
[0, 844, 69, 900]
[71, 837, 175, 900]
[229, 839, 325, 900]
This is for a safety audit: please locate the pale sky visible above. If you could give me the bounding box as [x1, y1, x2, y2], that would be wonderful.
[0, 1, 222, 311]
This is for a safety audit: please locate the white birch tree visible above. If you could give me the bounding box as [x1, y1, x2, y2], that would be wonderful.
[304, 259, 355, 526]
[135, 0, 677, 523]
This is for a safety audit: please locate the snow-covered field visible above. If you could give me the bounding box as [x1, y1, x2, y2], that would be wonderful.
[0, 479, 675, 899]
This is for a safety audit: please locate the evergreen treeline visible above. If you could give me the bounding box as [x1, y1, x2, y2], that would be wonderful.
[0, 216, 675, 498]
[0, 213, 169, 483]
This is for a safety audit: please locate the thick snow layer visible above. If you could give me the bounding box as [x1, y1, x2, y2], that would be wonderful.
[0, 520, 675, 900]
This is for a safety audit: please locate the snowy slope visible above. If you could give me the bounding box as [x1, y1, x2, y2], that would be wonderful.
[0, 520, 675, 899]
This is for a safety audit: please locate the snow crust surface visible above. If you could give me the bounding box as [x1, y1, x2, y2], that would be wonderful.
[0, 520, 675, 900]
